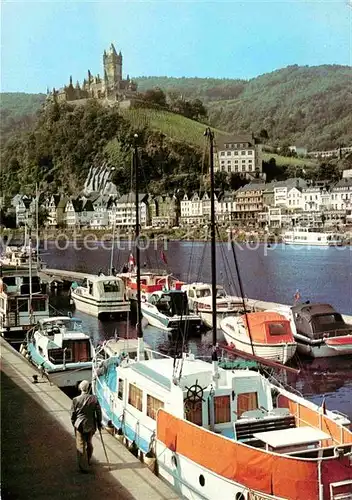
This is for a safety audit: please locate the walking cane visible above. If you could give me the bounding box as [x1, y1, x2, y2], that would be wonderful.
[99, 428, 111, 470]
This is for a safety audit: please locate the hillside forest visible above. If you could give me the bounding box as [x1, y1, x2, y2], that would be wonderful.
[1, 64, 351, 197]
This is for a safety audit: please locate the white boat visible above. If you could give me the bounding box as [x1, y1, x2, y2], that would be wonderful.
[220, 312, 297, 364]
[71, 275, 130, 319]
[93, 347, 352, 500]
[182, 282, 248, 328]
[282, 226, 343, 246]
[0, 272, 49, 340]
[24, 316, 93, 388]
[141, 290, 202, 332]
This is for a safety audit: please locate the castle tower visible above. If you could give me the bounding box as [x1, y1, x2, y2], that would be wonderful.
[103, 43, 122, 90]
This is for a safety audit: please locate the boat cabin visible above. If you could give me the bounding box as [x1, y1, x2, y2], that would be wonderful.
[33, 317, 92, 365]
[292, 303, 352, 340]
[236, 312, 295, 344]
[0, 274, 49, 332]
[182, 283, 228, 300]
[78, 276, 125, 298]
[126, 272, 184, 300]
[182, 282, 247, 314]
[148, 290, 190, 317]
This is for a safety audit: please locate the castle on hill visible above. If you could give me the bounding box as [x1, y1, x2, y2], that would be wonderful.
[49, 43, 137, 104]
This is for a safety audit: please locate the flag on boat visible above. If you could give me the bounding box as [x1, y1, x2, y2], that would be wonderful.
[128, 253, 135, 271]
[160, 250, 167, 265]
[293, 289, 301, 304]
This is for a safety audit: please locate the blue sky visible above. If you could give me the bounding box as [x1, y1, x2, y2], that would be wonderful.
[1, 0, 351, 93]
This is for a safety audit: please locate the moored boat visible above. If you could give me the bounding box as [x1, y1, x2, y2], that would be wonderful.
[71, 275, 130, 319]
[283, 226, 343, 246]
[182, 282, 248, 328]
[220, 312, 297, 364]
[141, 290, 202, 332]
[93, 348, 352, 500]
[0, 271, 49, 341]
[291, 303, 352, 357]
[123, 270, 184, 303]
[25, 316, 93, 387]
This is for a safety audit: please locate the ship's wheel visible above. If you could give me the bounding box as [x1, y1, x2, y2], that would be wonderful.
[185, 379, 206, 405]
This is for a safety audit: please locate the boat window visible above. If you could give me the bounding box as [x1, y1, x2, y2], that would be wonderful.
[214, 395, 231, 423]
[196, 289, 210, 298]
[268, 322, 287, 336]
[63, 340, 90, 362]
[188, 289, 195, 298]
[31, 298, 47, 312]
[313, 313, 343, 332]
[147, 395, 164, 420]
[18, 299, 28, 312]
[48, 348, 73, 364]
[237, 392, 258, 418]
[185, 400, 203, 426]
[216, 287, 226, 298]
[9, 299, 17, 312]
[103, 281, 120, 293]
[3, 276, 16, 286]
[128, 384, 143, 412]
[118, 379, 124, 400]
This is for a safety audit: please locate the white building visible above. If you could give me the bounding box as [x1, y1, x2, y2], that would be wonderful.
[113, 193, 149, 228]
[217, 191, 236, 221]
[11, 195, 32, 227]
[330, 178, 352, 211]
[64, 199, 81, 227]
[215, 134, 262, 178]
[180, 191, 221, 225]
[287, 187, 304, 210]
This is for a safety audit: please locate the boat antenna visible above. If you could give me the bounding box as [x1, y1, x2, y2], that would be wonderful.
[134, 134, 144, 361]
[205, 127, 219, 387]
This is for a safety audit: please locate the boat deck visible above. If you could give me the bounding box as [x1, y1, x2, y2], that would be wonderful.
[1, 338, 179, 500]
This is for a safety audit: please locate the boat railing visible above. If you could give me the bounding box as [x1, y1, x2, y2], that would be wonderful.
[144, 347, 171, 360]
[312, 327, 352, 340]
[328, 409, 350, 420]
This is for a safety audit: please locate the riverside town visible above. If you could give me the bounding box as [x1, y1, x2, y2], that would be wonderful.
[1, 8, 352, 499]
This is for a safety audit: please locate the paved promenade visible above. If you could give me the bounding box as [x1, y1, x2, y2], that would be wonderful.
[1, 338, 179, 500]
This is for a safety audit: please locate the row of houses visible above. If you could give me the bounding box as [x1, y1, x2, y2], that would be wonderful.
[7, 176, 352, 230]
[180, 177, 352, 226]
[9, 192, 178, 230]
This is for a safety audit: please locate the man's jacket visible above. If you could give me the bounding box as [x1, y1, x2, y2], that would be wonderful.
[71, 393, 102, 433]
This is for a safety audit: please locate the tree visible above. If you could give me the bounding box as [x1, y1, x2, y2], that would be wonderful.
[259, 129, 269, 141]
[142, 88, 167, 109]
[214, 171, 229, 190]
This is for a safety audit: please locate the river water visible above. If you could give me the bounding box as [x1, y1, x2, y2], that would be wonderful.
[44, 240, 352, 419]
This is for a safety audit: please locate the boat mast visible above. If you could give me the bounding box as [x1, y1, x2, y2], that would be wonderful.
[205, 127, 219, 386]
[109, 217, 116, 274]
[28, 228, 33, 324]
[36, 183, 40, 269]
[134, 134, 144, 360]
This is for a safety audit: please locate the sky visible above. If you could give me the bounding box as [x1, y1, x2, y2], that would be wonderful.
[1, 0, 351, 93]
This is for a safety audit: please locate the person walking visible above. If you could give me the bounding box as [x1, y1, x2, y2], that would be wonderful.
[70, 380, 103, 472]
